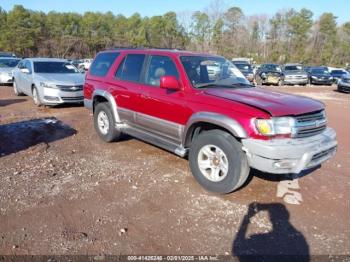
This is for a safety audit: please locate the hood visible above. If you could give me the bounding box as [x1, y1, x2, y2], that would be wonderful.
[35, 73, 85, 85]
[311, 73, 331, 77]
[0, 67, 14, 74]
[284, 70, 307, 76]
[204, 87, 324, 117]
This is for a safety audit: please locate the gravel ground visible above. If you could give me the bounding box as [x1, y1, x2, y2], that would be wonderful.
[0, 84, 349, 256]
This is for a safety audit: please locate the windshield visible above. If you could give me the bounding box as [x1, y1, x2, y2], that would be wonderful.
[262, 64, 281, 72]
[311, 69, 329, 74]
[181, 56, 250, 88]
[331, 70, 346, 75]
[234, 63, 252, 71]
[284, 65, 303, 71]
[0, 59, 20, 68]
[34, 62, 79, 73]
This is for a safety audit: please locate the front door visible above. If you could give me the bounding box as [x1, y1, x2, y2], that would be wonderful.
[136, 55, 187, 144]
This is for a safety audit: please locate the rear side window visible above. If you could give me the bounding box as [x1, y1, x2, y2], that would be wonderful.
[90, 52, 119, 77]
[115, 54, 146, 82]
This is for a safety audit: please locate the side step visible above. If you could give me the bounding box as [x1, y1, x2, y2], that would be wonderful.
[120, 125, 188, 157]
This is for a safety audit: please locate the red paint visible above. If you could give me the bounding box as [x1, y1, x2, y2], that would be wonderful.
[84, 49, 325, 140]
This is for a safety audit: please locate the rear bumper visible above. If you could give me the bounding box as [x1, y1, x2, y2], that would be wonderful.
[242, 128, 337, 174]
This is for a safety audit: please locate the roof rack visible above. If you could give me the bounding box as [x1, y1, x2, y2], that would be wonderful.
[108, 46, 184, 52]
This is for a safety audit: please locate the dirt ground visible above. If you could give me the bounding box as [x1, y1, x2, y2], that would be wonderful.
[0, 84, 349, 257]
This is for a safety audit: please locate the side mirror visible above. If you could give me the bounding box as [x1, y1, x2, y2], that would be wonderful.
[160, 76, 181, 91]
[20, 68, 30, 74]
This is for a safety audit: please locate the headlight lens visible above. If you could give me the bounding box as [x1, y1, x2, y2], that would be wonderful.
[255, 117, 296, 136]
[40, 82, 57, 88]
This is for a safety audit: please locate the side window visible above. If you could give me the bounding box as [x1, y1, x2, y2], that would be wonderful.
[25, 61, 32, 73]
[115, 54, 146, 82]
[18, 61, 25, 69]
[145, 56, 179, 87]
[90, 52, 119, 77]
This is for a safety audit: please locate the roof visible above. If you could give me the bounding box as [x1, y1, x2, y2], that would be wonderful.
[101, 48, 221, 57]
[24, 58, 68, 62]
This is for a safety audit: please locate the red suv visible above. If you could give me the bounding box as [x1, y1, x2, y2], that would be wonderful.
[84, 49, 337, 193]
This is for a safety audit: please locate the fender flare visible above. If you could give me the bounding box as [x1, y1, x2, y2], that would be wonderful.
[182, 112, 248, 146]
[92, 89, 121, 123]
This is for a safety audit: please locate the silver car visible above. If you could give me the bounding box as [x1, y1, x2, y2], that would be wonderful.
[0, 58, 20, 84]
[12, 58, 85, 106]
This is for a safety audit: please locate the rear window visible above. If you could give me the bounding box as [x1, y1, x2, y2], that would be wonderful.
[90, 52, 119, 77]
[115, 54, 146, 82]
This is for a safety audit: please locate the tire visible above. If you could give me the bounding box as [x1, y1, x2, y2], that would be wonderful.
[32, 86, 42, 106]
[94, 102, 122, 142]
[13, 79, 23, 96]
[189, 130, 250, 194]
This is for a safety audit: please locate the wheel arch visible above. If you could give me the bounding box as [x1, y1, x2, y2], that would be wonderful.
[183, 112, 248, 148]
[92, 89, 121, 123]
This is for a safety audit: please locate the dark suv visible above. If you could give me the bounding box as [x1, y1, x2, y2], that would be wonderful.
[84, 48, 337, 194]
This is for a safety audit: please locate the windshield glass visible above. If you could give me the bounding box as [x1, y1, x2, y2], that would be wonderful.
[181, 56, 250, 88]
[262, 64, 281, 72]
[34, 62, 79, 73]
[284, 65, 303, 71]
[311, 69, 329, 74]
[332, 70, 346, 75]
[0, 59, 20, 68]
[234, 63, 252, 71]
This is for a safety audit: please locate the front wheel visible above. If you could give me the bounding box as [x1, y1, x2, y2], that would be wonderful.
[32, 86, 42, 106]
[94, 102, 122, 142]
[189, 130, 250, 194]
[13, 79, 23, 96]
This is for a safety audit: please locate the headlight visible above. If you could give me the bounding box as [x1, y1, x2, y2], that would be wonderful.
[311, 76, 317, 79]
[40, 82, 57, 88]
[255, 117, 296, 136]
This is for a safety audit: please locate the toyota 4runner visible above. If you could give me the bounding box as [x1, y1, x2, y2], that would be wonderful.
[84, 49, 337, 194]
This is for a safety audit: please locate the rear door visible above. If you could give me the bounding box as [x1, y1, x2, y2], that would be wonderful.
[108, 53, 146, 124]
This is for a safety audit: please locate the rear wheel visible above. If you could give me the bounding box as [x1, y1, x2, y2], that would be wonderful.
[189, 130, 250, 194]
[94, 102, 122, 142]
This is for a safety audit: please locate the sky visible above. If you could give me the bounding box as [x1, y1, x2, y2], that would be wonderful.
[1, 0, 349, 24]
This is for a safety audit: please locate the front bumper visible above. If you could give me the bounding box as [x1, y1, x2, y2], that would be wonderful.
[0, 74, 13, 84]
[42, 87, 83, 105]
[338, 81, 350, 92]
[310, 78, 333, 85]
[283, 78, 308, 85]
[242, 128, 337, 174]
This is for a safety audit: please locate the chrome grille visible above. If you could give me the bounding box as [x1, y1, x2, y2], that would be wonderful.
[293, 111, 327, 138]
[56, 85, 83, 92]
[61, 96, 84, 102]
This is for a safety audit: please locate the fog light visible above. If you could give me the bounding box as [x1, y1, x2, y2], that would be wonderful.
[44, 96, 60, 101]
[273, 160, 297, 169]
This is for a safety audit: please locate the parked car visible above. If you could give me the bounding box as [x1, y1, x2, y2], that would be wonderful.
[78, 59, 93, 71]
[255, 63, 283, 86]
[0, 51, 17, 58]
[0, 57, 20, 84]
[308, 67, 333, 85]
[330, 69, 348, 83]
[84, 48, 337, 194]
[337, 74, 350, 93]
[282, 63, 309, 85]
[232, 62, 254, 83]
[12, 58, 85, 106]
